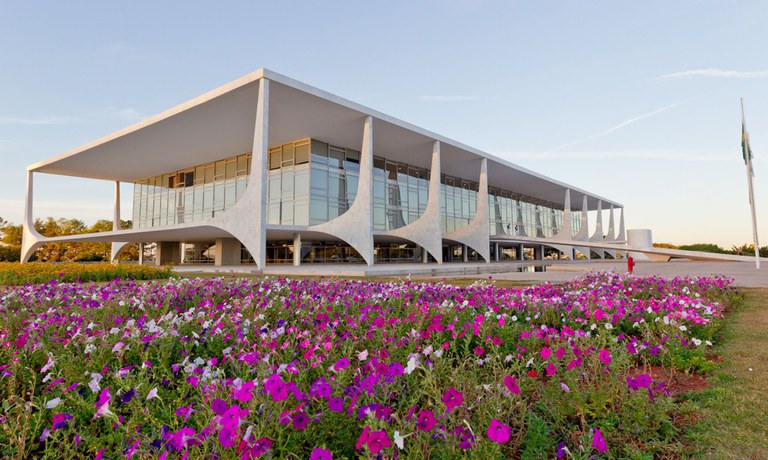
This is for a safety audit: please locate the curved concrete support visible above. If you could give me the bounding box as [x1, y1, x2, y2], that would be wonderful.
[383, 141, 443, 263]
[215, 78, 269, 269]
[110, 242, 133, 262]
[590, 200, 603, 241]
[574, 195, 589, 241]
[617, 207, 626, 241]
[20, 171, 45, 263]
[606, 204, 616, 241]
[309, 116, 375, 266]
[111, 181, 129, 264]
[553, 189, 572, 241]
[445, 158, 490, 263]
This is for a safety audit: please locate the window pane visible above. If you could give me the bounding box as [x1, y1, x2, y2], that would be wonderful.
[295, 142, 310, 164]
[311, 139, 328, 165]
[269, 149, 282, 170]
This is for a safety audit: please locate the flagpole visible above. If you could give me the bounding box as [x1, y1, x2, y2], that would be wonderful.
[741, 98, 760, 269]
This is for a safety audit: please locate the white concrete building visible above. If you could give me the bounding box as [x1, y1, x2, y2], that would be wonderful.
[21, 69, 627, 269]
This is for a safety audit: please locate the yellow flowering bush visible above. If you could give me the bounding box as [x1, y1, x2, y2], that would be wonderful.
[0, 262, 173, 285]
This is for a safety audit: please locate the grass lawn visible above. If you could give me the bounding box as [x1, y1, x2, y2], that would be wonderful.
[685, 287, 768, 458]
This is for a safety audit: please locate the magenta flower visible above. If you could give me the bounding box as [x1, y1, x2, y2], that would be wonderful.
[52, 413, 73, 430]
[416, 410, 436, 431]
[93, 388, 111, 419]
[592, 427, 608, 452]
[233, 381, 255, 402]
[309, 447, 333, 460]
[292, 411, 309, 431]
[356, 426, 371, 450]
[504, 375, 520, 395]
[474, 346, 485, 356]
[487, 418, 511, 444]
[540, 346, 552, 359]
[328, 397, 344, 413]
[249, 437, 273, 457]
[599, 349, 612, 366]
[367, 430, 392, 454]
[442, 387, 463, 412]
[211, 398, 229, 416]
[546, 363, 557, 376]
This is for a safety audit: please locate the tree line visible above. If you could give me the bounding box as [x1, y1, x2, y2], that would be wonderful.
[0, 217, 138, 262]
[654, 242, 768, 257]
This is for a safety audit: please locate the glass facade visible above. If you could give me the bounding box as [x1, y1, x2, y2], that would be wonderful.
[132, 153, 251, 228]
[132, 137, 583, 244]
[488, 187, 581, 239]
[373, 158, 428, 231]
[441, 175, 478, 233]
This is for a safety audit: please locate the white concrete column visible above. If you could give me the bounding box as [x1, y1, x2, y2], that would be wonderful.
[444, 158, 491, 263]
[606, 204, 616, 241]
[215, 238, 241, 266]
[462, 244, 469, 262]
[494, 242, 500, 262]
[554, 189, 572, 241]
[617, 208, 626, 241]
[215, 77, 270, 269]
[590, 200, 604, 241]
[309, 116, 375, 265]
[110, 181, 131, 263]
[385, 141, 444, 263]
[20, 170, 44, 263]
[293, 233, 301, 266]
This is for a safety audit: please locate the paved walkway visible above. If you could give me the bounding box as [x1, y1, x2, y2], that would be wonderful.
[467, 260, 768, 288]
[173, 260, 767, 287]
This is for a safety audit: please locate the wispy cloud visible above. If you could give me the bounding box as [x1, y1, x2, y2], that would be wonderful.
[99, 107, 147, 122]
[658, 68, 768, 79]
[496, 149, 733, 162]
[544, 102, 680, 154]
[420, 95, 480, 102]
[0, 115, 78, 125]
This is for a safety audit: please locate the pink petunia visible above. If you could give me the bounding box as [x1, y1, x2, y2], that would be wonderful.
[367, 430, 392, 454]
[599, 349, 612, 366]
[309, 447, 333, 460]
[442, 387, 463, 412]
[487, 419, 511, 444]
[504, 375, 520, 395]
[546, 363, 557, 376]
[416, 410, 436, 432]
[592, 427, 608, 452]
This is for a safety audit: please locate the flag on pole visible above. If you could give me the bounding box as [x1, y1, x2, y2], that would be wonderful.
[740, 98, 760, 269]
[742, 119, 755, 176]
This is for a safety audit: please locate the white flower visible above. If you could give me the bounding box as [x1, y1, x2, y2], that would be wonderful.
[40, 356, 55, 373]
[146, 387, 159, 400]
[45, 398, 61, 409]
[679, 325, 687, 332]
[404, 356, 418, 375]
[394, 431, 405, 449]
[357, 350, 369, 361]
[691, 338, 702, 346]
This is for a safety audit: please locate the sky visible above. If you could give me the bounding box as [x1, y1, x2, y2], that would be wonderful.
[1, 0, 766, 248]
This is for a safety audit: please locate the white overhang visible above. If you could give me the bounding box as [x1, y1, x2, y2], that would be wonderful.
[28, 68, 620, 210]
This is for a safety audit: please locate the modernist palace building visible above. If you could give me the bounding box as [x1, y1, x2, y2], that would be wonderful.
[21, 69, 627, 269]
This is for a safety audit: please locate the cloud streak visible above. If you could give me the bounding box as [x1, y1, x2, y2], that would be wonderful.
[0, 115, 78, 125]
[658, 68, 768, 79]
[420, 95, 479, 102]
[543, 102, 680, 154]
[497, 149, 734, 162]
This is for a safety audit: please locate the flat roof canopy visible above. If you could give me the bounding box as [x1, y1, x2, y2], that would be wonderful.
[29, 69, 621, 210]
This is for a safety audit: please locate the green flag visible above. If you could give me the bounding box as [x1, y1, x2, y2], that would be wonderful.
[742, 121, 753, 165]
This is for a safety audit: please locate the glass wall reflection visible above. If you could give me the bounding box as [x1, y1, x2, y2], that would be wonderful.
[132, 153, 251, 228]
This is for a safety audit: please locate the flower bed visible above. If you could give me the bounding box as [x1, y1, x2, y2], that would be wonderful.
[0, 273, 736, 458]
[0, 262, 173, 285]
